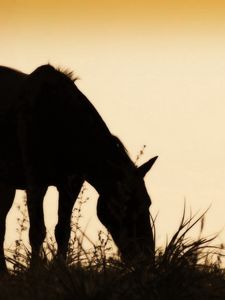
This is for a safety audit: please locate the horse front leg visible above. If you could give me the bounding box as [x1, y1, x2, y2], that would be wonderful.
[26, 186, 47, 267]
[0, 183, 15, 272]
[55, 176, 84, 260]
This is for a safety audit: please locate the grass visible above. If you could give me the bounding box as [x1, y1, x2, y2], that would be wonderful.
[1, 205, 225, 300]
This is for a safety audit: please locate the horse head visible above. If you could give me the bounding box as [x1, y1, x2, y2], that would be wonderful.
[97, 156, 158, 265]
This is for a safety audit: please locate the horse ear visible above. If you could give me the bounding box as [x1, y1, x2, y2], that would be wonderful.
[138, 156, 158, 178]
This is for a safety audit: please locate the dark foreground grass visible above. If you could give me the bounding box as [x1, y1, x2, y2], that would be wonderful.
[2, 209, 225, 300]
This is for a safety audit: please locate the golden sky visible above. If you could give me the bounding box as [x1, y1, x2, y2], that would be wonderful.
[1, 0, 225, 252]
[1, 0, 225, 33]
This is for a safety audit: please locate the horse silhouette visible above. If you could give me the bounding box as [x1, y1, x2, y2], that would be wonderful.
[0, 64, 157, 271]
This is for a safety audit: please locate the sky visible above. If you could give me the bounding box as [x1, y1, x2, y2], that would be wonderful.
[1, 0, 225, 252]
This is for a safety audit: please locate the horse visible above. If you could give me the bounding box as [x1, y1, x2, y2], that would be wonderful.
[0, 64, 157, 271]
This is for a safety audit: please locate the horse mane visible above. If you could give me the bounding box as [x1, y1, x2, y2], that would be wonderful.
[35, 64, 78, 83]
[56, 66, 79, 83]
[111, 135, 135, 167]
[112, 135, 128, 153]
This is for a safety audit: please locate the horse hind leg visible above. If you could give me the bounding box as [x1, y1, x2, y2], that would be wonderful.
[0, 183, 15, 272]
[26, 186, 47, 267]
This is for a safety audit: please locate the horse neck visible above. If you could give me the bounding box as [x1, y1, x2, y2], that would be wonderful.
[85, 153, 134, 195]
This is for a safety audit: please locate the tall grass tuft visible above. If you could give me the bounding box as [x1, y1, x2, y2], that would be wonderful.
[2, 198, 225, 299]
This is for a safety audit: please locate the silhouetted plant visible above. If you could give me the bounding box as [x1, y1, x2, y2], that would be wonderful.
[5, 193, 30, 273]
[135, 144, 146, 165]
[3, 181, 225, 299]
[1, 202, 225, 299]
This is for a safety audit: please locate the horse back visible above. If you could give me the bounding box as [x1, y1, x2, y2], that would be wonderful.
[0, 66, 27, 111]
[0, 67, 27, 186]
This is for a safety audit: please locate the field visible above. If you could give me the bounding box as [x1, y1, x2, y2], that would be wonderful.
[1, 205, 225, 300]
